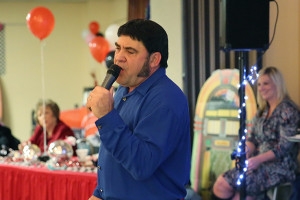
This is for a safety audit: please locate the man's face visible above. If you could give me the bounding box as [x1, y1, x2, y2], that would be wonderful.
[114, 36, 157, 91]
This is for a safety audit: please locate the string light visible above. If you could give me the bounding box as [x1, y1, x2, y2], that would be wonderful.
[235, 128, 248, 186]
[232, 64, 259, 189]
[247, 65, 259, 84]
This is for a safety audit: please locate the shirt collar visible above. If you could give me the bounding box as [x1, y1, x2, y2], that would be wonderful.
[135, 68, 166, 95]
[120, 68, 166, 96]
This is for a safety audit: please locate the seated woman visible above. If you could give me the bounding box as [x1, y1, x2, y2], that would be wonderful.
[19, 99, 76, 154]
[212, 66, 300, 200]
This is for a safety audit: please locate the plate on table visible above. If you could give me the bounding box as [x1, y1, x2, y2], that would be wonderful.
[287, 134, 300, 142]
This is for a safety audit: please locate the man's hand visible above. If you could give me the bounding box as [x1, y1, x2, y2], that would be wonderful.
[88, 195, 102, 200]
[86, 86, 114, 118]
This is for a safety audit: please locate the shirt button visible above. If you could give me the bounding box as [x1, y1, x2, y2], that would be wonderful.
[100, 189, 103, 193]
[122, 97, 126, 101]
[97, 166, 101, 170]
[97, 125, 102, 129]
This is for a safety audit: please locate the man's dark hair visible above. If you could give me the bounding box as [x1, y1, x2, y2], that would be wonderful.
[118, 19, 169, 68]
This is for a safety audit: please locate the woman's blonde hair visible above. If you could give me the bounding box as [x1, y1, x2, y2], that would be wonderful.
[256, 66, 289, 113]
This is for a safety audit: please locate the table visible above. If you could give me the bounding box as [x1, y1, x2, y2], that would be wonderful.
[0, 163, 97, 200]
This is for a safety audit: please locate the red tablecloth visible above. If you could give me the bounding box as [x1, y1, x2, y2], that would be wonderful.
[0, 163, 97, 200]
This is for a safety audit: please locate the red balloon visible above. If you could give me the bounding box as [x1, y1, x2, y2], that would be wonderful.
[89, 21, 100, 35]
[89, 37, 110, 63]
[26, 6, 55, 40]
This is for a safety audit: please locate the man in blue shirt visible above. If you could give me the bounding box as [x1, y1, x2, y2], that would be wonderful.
[87, 19, 191, 200]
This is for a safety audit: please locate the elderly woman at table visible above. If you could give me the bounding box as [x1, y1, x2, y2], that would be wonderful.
[19, 99, 76, 153]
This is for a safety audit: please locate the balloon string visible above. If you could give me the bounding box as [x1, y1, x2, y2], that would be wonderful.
[40, 40, 47, 154]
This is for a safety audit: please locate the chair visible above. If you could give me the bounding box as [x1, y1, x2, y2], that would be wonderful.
[267, 182, 291, 200]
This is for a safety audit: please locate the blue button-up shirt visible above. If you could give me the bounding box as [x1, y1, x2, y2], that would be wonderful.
[93, 68, 191, 200]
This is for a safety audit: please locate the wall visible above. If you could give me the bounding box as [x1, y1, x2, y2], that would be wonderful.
[150, 0, 183, 89]
[0, 0, 299, 142]
[265, 0, 300, 104]
[0, 0, 128, 141]
[0, 0, 184, 142]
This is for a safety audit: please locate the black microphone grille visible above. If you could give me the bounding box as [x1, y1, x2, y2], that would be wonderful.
[107, 64, 122, 77]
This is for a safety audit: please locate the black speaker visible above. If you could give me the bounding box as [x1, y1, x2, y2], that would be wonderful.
[220, 0, 270, 51]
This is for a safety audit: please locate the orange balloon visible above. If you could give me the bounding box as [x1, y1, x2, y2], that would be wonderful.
[26, 6, 55, 40]
[89, 21, 100, 35]
[89, 36, 110, 63]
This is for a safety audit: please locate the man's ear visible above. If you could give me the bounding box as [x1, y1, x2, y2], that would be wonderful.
[149, 52, 161, 67]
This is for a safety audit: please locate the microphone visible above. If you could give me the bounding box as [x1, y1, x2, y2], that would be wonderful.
[101, 64, 122, 90]
[88, 64, 121, 112]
